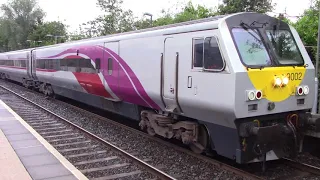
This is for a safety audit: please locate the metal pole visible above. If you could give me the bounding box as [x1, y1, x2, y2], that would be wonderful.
[313, 78, 318, 114]
[316, 4, 320, 114]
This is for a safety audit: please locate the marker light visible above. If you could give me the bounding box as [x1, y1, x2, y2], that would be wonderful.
[282, 77, 289, 85]
[247, 90, 256, 101]
[246, 90, 263, 101]
[303, 86, 309, 95]
[256, 90, 262, 100]
[297, 86, 303, 96]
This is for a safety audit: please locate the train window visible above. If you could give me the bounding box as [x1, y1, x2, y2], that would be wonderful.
[6, 60, 13, 66]
[38, 60, 45, 69]
[21, 60, 26, 67]
[193, 38, 204, 68]
[79, 59, 89, 68]
[14, 60, 21, 67]
[36, 60, 40, 68]
[79, 59, 95, 73]
[52, 59, 60, 70]
[60, 59, 67, 71]
[44, 59, 51, 69]
[108, 58, 112, 75]
[232, 28, 271, 66]
[265, 30, 304, 65]
[203, 37, 224, 70]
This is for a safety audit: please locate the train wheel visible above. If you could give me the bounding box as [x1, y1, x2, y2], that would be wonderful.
[147, 127, 156, 136]
[44, 85, 55, 98]
[189, 124, 209, 154]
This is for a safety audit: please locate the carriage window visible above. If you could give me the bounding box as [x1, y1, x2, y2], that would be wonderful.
[52, 59, 60, 70]
[192, 36, 224, 70]
[38, 60, 45, 69]
[21, 60, 26, 67]
[108, 58, 113, 75]
[14, 60, 21, 67]
[6, 60, 13, 66]
[45, 60, 51, 69]
[193, 38, 203, 68]
[203, 37, 224, 70]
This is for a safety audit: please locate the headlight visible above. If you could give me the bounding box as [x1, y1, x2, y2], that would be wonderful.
[282, 77, 289, 85]
[274, 77, 282, 86]
[303, 86, 309, 95]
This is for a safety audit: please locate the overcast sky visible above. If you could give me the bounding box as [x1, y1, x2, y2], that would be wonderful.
[0, 0, 313, 32]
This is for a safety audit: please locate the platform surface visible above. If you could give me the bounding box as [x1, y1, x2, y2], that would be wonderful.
[0, 100, 88, 180]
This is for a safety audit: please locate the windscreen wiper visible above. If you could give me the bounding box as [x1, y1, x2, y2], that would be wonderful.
[240, 22, 263, 43]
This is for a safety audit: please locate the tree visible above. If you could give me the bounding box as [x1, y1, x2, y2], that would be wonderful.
[80, 0, 136, 36]
[218, 0, 275, 14]
[28, 21, 68, 47]
[68, 29, 89, 41]
[134, 1, 216, 29]
[0, 0, 45, 50]
[171, 1, 216, 23]
[293, 0, 320, 63]
[0, 18, 12, 52]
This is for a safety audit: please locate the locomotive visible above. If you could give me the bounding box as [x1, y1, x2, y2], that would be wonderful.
[0, 12, 319, 168]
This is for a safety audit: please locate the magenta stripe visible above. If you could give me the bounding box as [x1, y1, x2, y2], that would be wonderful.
[42, 45, 160, 110]
[99, 46, 160, 109]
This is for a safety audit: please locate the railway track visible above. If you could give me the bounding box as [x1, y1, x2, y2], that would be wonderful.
[0, 83, 262, 180]
[0, 86, 174, 180]
[280, 158, 320, 179]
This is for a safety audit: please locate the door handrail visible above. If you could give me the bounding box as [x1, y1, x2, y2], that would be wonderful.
[160, 53, 167, 108]
[175, 52, 183, 113]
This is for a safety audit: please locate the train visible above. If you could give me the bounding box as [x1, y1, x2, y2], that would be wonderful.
[0, 12, 319, 168]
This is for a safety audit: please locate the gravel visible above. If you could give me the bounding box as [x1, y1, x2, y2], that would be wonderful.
[2, 80, 320, 179]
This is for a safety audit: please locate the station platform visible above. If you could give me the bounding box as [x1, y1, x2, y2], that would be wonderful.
[0, 100, 88, 180]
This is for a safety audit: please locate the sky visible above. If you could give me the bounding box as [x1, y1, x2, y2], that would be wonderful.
[0, 0, 314, 33]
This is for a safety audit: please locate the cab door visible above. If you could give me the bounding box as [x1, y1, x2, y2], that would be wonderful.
[162, 37, 182, 113]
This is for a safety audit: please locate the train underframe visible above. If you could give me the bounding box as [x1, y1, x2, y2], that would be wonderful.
[139, 108, 320, 171]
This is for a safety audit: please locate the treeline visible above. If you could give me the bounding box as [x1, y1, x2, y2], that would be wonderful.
[0, 0, 318, 62]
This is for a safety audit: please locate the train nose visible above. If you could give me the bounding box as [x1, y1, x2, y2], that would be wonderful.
[247, 67, 308, 103]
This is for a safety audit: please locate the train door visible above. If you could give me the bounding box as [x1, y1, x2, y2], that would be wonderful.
[26, 52, 32, 78]
[31, 50, 37, 80]
[103, 41, 120, 97]
[162, 37, 182, 113]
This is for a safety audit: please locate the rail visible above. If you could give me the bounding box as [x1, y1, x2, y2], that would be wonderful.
[282, 158, 320, 176]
